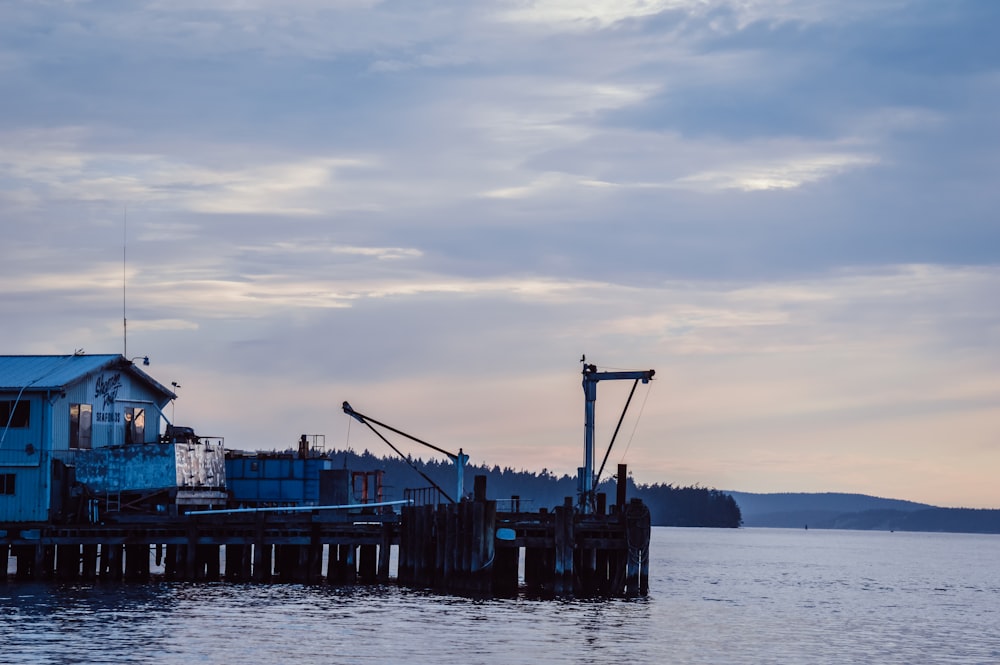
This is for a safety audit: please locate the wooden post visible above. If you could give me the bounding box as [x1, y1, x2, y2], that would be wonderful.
[309, 525, 324, 584]
[553, 497, 575, 595]
[0, 544, 8, 582]
[105, 543, 123, 581]
[377, 521, 393, 582]
[596, 548, 610, 596]
[578, 547, 597, 596]
[125, 544, 151, 582]
[524, 507, 551, 595]
[471, 500, 484, 585]
[162, 544, 176, 580]
[56, 544, 80, 581]
[204, 545, 221, 581]
[343, 543, 357, 584]
[32, 545, 46, 580]
[624, 498, 650, 597]
[412, 505, 426, 586]
[14, 545, 32, 579]
[478, 499, 496, 595]
[253, 513, 268, 582]
[43, 545, 56, 579]
[225, 544, 244, 581]
[492, 545, 518, 598]
[185, 524, 199, 581]
[276, 545, 297, 582]
[326, 543, 341, 584]
[397, 505, 411, 584]
[242, 543, 253, 581]
[616, 463, 628, 511]
[553, 503, 567, 595]
[459, 501, 472, 593]
[296, 544, 310, 583]
[434, 505, 446, 585]
[82, 544, 98, 580]
[358, 545, 377, 583]
[443, 504, 457, 589]
[260, 543, 273, 582]
[123, 544, 139, 581]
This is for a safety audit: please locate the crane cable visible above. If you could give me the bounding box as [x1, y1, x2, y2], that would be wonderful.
[595, 378, 640, 487]
[618, 379, 653, 465]
[356, 416, 455, 504]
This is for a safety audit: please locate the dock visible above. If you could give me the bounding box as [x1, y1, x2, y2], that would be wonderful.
[1, 354, 655, 597]
[1, 469, 650, 597]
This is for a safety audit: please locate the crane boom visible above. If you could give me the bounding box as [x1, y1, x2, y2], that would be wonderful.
[342, 401, 469, 502]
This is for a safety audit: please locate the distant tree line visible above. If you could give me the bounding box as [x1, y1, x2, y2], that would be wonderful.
[819, 507, 1000, 534]
[634, 483, 743, 528]
[324, 448, 741, 528]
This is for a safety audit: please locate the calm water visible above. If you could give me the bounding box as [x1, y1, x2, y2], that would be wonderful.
[2, 528, 999, 664]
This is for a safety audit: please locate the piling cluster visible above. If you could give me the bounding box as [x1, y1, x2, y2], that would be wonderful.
[397, 473, 650, 597]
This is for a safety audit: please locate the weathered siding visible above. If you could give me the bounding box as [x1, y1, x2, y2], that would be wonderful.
[75, 442, 226, 494]
[76, 370, 165, 449]
[0, 449, 47, 522]
[0, 394, 43, 452]
[175, 442, 226, 489]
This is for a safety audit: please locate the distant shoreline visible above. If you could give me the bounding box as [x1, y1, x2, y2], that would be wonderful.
[728, 491, 1000, 535]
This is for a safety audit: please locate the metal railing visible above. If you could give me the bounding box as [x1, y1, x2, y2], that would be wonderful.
[404, 486, 449, 506]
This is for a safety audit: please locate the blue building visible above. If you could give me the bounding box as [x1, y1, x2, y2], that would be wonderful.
[0, 354, 224, 523]
[226, 436, 384, 509]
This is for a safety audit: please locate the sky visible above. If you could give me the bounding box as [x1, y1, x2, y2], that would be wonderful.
[1, 0, 998, 509]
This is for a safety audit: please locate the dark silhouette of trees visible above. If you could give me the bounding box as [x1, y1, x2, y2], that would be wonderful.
[634, 483, 743, 527]
[324, 448, 741, 527]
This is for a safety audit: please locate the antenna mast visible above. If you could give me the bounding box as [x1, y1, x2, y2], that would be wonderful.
[123, 207, 127, 358]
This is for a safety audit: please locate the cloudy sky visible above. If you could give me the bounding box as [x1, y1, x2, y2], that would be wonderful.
[2, 0, 998, 508]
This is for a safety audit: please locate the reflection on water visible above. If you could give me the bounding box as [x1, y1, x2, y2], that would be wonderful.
[2, 529, 999, 664]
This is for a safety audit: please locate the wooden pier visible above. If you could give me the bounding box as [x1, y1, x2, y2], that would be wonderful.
[399, 472, 650, 597]
[1, 473, 650, 597]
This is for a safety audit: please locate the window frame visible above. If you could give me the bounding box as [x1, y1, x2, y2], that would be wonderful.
[70, 403, 93, 450]
[0, 400, 30, 429]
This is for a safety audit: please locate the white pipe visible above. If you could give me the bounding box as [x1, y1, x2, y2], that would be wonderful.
[186, 499, 411, 516]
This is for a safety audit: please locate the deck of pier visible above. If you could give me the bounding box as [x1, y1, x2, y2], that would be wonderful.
[2, 474, 650, 597]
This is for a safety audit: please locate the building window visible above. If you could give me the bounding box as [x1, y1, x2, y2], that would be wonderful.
[70, 404, 93, 450]
[0, 400, 30, 428]
[0, 473, 14, 495]
[125, 407, 145, 444]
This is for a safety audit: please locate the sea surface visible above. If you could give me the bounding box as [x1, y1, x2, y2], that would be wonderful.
[2, 527, 999, 664]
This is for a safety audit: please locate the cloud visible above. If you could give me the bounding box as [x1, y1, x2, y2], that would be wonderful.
[495, 0, 685, 30]
[674, 152, 879, 191]
[0, 134, 375, 215]
[1, 0, 999, 507]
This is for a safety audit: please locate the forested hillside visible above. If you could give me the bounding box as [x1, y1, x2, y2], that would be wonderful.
[323, 448, 742, 528]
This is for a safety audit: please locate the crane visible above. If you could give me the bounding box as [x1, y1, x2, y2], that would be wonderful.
[342, 401, 469, 503]
[579, 357, 655, 514]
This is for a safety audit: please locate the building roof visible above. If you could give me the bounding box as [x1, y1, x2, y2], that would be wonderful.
[0, 354, 176, 400]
